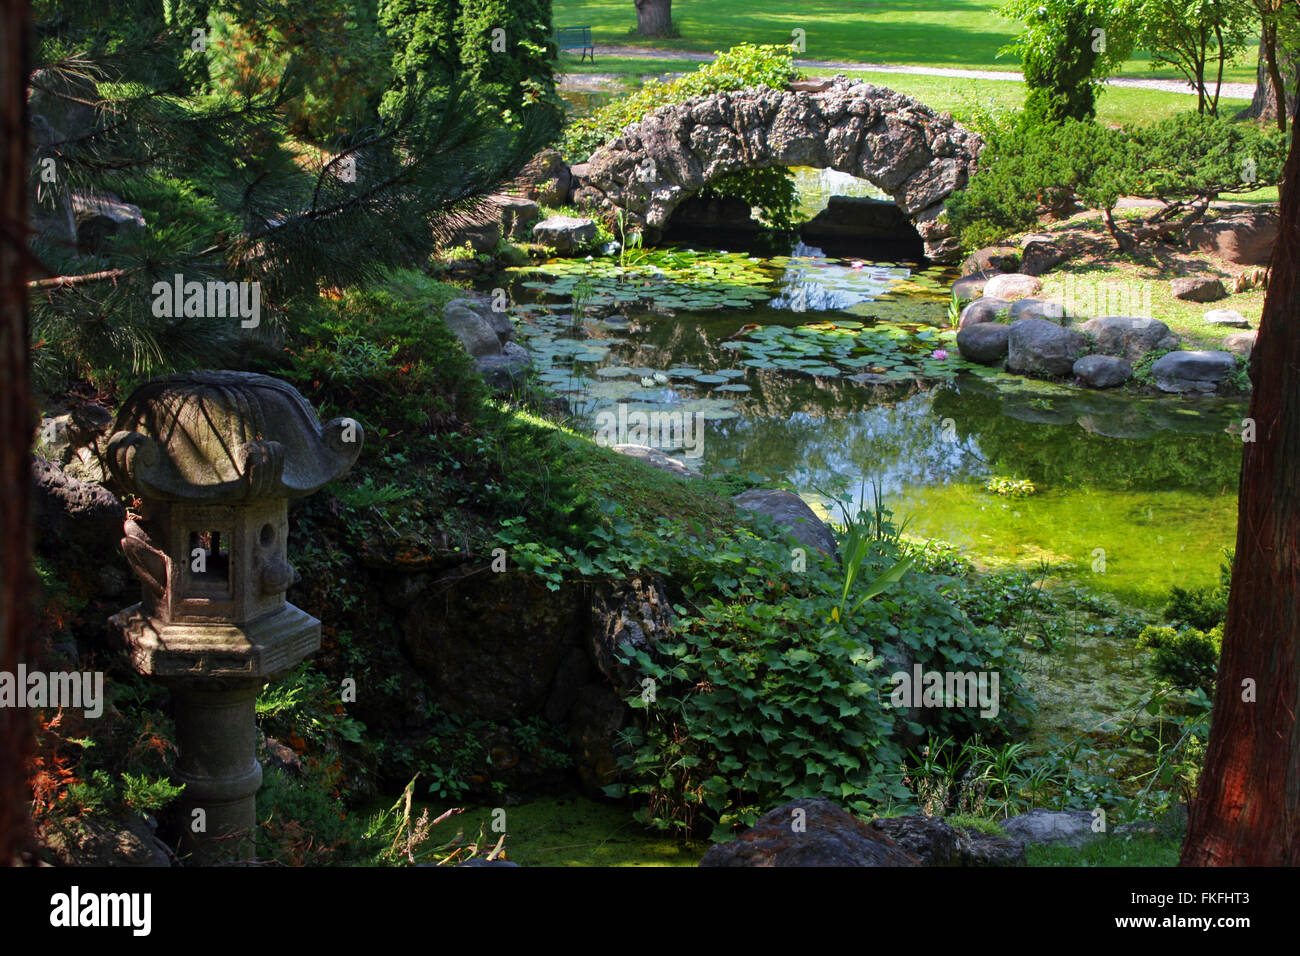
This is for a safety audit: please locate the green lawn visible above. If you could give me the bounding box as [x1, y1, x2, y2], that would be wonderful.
[553, 0, 1259, 84]
[557, 54, 1252, 130]
[807, 70, 1251, 130]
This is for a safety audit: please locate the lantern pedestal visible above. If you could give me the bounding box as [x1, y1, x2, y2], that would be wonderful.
[169, 684, 263, 865]
[114, 601, 323, 864]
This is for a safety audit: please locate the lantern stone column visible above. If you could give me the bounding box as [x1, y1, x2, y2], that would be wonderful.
[108, 371, 362, 865]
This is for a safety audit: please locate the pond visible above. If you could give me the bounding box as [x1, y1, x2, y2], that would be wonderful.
[500, 169, 1243, 609]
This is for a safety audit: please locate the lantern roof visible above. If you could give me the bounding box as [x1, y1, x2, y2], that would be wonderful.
[107, 371, 363, 502]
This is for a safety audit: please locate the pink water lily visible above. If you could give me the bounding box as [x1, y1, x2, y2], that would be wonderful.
[931, 349, 949, 360]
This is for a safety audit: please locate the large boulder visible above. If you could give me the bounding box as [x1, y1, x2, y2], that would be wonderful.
[402, 568, 585, 721]
[732, 488, 837, 558]
[447, 296, 513, 345]
[952, 270, 1000, 301]
[31, 455, 125, 566]
[958, 296, 1011, 328]
[961, 245, 1019, 276]
[34, 402, 116, 484]
[532, 216, 598, 255]
[1078, 316, 1180, 363]
[1009, 298, 1064, 321]
[1170, 276, 1227, 302]
[699, 798, 919, 867]
[1072, 354, 1132, 389]
[567, 682, 626, 797]
[869, 816, 961, 865]
[27, 68, 97, 142]
[1151, 350, 1238, 393]
[491, 194, 541, 241]
[441, 301, 502, 358]
[1203, 308, 1250, 328]
[611, 443, 702, 479]
[982, 273, 1043, 301]
[441, 219, 500, 254]
[569, 575, 676, 797]
[29, 73, 97, 247]
[29, 116, 76, 246]
[516, 149, 572, 207]
[870, 816, 1026, 867]
[1223, 330, 1256, 358]
[566, 162, 591, 200]
[1187, 207, 1278, 265]
[476, 342, 532, 391]
[956, 322, 1010, 365]
[37, 813, 171, 867]
[1001, 809, 1098, 849]
[1006, 318, 1087, 377]
[1019, 239, 1067, 276]
[587, 575, 675, 697]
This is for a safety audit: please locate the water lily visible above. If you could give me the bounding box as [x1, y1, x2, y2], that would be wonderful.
[931, 349, 949, 360]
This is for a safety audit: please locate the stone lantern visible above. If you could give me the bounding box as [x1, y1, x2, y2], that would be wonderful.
[107, 371, 362, 864]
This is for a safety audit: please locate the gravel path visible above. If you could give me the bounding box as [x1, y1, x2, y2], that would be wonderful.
[584, 45, 1256, 101]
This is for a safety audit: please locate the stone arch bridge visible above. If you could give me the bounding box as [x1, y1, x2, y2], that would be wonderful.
[572, 76, 983, 262]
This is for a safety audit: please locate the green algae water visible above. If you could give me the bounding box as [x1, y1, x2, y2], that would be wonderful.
[372, 792, 705, 866]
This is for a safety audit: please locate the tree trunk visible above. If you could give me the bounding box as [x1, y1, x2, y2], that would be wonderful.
[634, 0, 673, 38]
[1238, 34, 1300, 129]
[0, 0, 34, 865]
[1180, 114, 1300, 867]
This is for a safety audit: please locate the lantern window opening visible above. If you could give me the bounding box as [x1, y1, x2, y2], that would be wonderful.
[189, 529, 231, 585]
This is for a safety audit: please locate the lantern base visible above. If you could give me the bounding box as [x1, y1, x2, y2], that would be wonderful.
[112, 603, 321, 684]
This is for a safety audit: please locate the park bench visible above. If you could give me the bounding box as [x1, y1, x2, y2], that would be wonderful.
[555, 25, 595, 63]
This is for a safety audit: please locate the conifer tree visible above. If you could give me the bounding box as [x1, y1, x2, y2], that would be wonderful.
[26, 0, 556, 394]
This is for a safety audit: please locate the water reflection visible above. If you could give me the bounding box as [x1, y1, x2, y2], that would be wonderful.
[766, 241, 915, 311]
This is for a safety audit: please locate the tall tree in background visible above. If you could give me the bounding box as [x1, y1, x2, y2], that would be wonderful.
[0, 0, 35, 863]
[1237, 1, 1300, 132]
[1180, 107, 1300, 867]
[635, 0, 673, 38]
[456, 0, 559, 126]
[380, 0, 558, 128]
[1131, 0, 1253, 115]
[999, 0, 1134, 121]
[1240, 37, 1299, 131]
